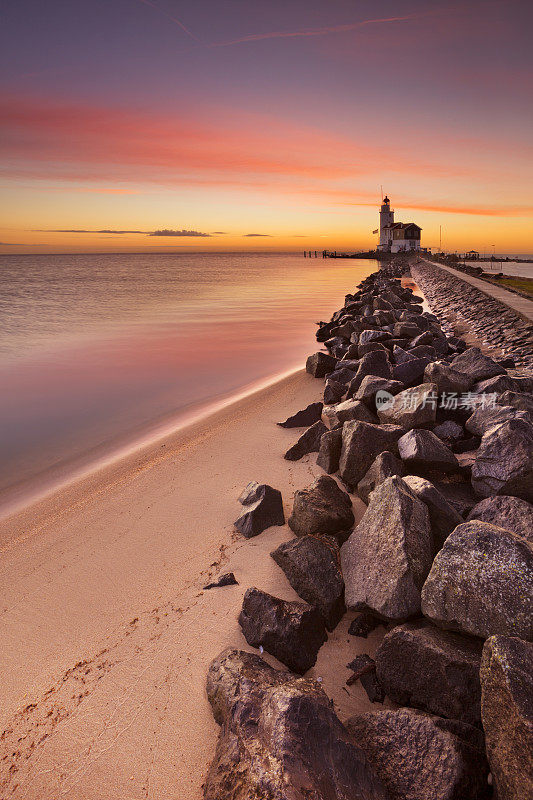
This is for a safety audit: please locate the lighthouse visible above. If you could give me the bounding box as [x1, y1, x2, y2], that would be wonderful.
[377, 195, 422, 253]
[379, 196, 394, 249]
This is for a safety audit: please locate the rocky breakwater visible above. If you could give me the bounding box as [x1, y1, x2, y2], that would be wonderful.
[411, 258, 533, 370]
[204, 258, 533, 800]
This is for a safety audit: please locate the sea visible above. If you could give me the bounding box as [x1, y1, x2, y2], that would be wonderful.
[0, 251, 381, 515]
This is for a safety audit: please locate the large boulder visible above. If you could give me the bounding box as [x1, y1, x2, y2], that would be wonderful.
[278, 401, 323, 428]
[205, 649, 390, 800]
[341, 477, 432, 620]
[424, 360, 473, 394]
[347, 350, 392, 395]
[471, 418, 533, 500]
[480, 635, 533, 800]
[378, 382, 438, 428]
[238, 588, 327, 674]
[234, 482, 285, 538]
[393, 357, 431, 387]
[357, 451, 405, 504]
[284, 420, 328, 461]
[498, 390, 533, 416]
[353, 374, 404, 408]
[323, 378, 345, 405]
[316, 427, 343, 473]
[398, 429, 460, 473]
[466, 495, 533, 542]
[306, 351, 336, 377]
[339, 421, 404, 487]
[375, 620, 483, 725]
[451, 347, 505, 381]
[321, 399, 377, 429]
[288, 475, 354, 541]
[402, 475, 463, 551]
[271, 535, 345, 630]
[346, 708, 490, 800]
[421, 521, 533, 640]
[465, 404, 532, 436]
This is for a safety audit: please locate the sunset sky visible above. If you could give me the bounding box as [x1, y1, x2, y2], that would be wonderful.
[1, 0, 532, 253]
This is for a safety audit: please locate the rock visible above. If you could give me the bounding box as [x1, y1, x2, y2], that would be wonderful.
[376, 620, 483, 725]
[466, 495, 533, 542]
[358, 341, 388, 358]
[498, 390, 533, 416]
[284, 420, 328, 461]
[341, 477, 432, 619]
[465, 404, 532, 436]
[393, 322, 422, 339]
[474, 374, 519, 395]
[403, 475, 464, 550]
[433, 419, 464, 443]
[433, 480, 478, 517]
[424, 361, 474, 394]
[480, 635, 533, 800]
[393, 357, 431, 387]
[234, 482, 285, 538]
[238, 588, 327, 674]
[271, 536, 345, 630]
[378, 382, 438, 428]
[346, 654, 384, 702]
[316, 427, 343, 474]
[278, 401, 323, 428]
[348, 610, 384, 638]
[323, 378, 345, 405]
[321, 399, 377, 429]
[471, 418, 533, 500]
[347, 350, 392, 395]
[421, 521, 533, 640]
[398, 429, 460, 473]
[204, 648, 391, 800]
[203, 572, 239, 590]
[339, 421, 404, 487]
[410, 330, 433, 347]
[357, 451, 405, 504]
[346, 708, 490, 800]
[409, 343, 438, 360]
[306, 351, 336, 377]
[451, 346, 505, 381]
[288, 475, 354, 541]
[359, 329, 391, 345]
[393, 345, 417, 364]
[353, 374, 404, 408]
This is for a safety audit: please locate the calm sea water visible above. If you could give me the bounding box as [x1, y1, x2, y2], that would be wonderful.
[0, 252, 379, 513]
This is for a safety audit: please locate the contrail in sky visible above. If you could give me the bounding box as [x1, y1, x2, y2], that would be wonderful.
[209, 14, 421, 47]
[136, 0, 203, 43]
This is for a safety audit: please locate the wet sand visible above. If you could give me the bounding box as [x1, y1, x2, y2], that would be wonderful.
[0, 369, 383, 800]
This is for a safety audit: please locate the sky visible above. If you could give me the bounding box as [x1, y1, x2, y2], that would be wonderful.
[1, 0, 532, 254]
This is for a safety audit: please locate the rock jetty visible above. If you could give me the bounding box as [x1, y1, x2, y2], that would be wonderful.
[205, 256, 533, 800]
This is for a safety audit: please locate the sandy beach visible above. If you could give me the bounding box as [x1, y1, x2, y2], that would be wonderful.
[0, 368, 382, 800]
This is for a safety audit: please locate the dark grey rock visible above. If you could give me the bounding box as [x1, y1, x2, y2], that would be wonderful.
[288, 475, 354, 541]
[466, 495, 533, 542]
[271, 535, 345, 630]
[346, 654, 384, 702]
[498, 390, 533, 416]
[421, 521, 533, 640]
[451, 347, 505, 381]
[306, 351, 336, 377]
[398, 429, 459, 473]
[353, 374, 404, 408]
[376, 620, 483, 725]
[357, 451, 405, 504]
[433, 420, 464, 443]
[378, 382, 438, 428]
[321, 399, 377, 429]
[234, 482, 285, 538]
[403, 475, 463, 550]
[347, 350, 392, 395]
[424, 361, 474, 394]
[393, 345, 417, 364]
[203, 572, 239, 590]
[278, 401, 323, 428]
[471, 418, 533, 500]
[433, 480, 478, 517]
[323, 378, 345, 405]
[465, 404, 532, 436]
[341, 477, 432, 619]
[393, 357, 431, 387]
[205, 649, 391, 800]
[316, 427, 343, 474]
[348, 610, 384, 638]
[346, 708, 490, 800]
[284, 420, 328, 461]
[474, 374, 520, 395]
[238, 587, 327, 674]
[480, 635, 533, 800]
[339, 421, 404, 487]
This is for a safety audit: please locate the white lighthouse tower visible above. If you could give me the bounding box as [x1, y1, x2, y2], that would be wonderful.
[379, 196, 394, 250]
